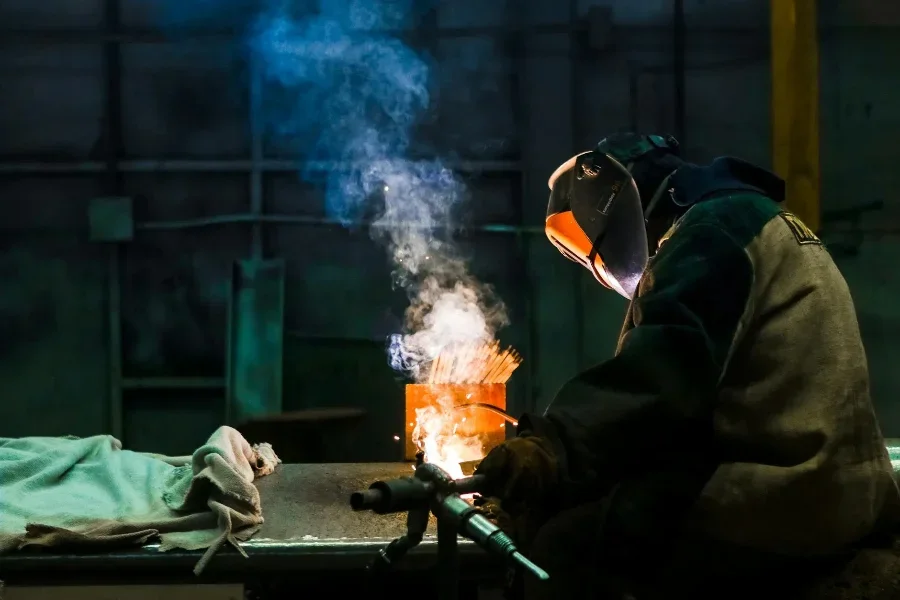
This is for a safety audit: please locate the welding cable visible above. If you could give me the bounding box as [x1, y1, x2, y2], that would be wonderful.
[454, 403, 519, 427]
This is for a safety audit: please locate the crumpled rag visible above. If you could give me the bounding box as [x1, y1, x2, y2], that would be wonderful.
[0, 425, 281, 574]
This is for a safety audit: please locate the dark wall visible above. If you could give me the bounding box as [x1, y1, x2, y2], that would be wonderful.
[1, 0, 900, 454]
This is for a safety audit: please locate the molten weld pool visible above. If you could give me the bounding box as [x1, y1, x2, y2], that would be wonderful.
[404, 383, 509, 478]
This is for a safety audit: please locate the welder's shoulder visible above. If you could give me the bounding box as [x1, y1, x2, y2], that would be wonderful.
[644, 195, 772, 297]
[652, 192, 831, 296]
[672, 192, 840, 296]
[676, 192, 788, 250]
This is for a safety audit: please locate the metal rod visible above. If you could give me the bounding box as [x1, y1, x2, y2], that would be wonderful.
[224, 262, 235, 425]
[0, 24, 853, 45]
[103, 0, 124, 441]
[453, 403, 519, 426]
[134, 212, 546, 234]
[0, 159, 522, 174]
[770, 0, 821, 231]
[505, 0, 537, 416]
[8, 216, 882, 236]
[9, 221, 895, 236]
[673, 0, 686, 145]
[0, 23, 586, 43]
[121, 377, 226, 390]
[249, 59, 265, 259]
[108, 249, 123, 436]
[569, 0, 586, 372]
[517, 175, 538, 416]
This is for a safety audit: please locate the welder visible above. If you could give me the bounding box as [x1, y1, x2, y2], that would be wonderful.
[475, 133, 900, 599]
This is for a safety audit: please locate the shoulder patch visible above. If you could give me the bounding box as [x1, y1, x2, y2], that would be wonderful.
[779, 211, 821, 245]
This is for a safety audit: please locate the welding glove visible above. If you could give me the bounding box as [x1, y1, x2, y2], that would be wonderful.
[473, 435, 560, 550]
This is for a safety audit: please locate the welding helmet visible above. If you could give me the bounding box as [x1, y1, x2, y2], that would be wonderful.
[545, 134, 680, 299]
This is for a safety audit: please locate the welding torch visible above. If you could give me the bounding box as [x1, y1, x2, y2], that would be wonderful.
[349, 458, 550, 588]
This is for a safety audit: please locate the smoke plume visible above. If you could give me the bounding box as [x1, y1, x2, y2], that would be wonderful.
[154, 0, 508, 380]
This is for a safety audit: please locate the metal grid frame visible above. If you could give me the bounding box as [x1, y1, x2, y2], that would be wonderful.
[1, 2, 705, 441]
[0, 5, 587, 440]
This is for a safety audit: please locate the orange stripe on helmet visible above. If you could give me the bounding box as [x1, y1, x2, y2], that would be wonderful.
[545, 211, 612, 290]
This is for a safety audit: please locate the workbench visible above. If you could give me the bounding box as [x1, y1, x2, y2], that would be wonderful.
[0, 464, 504, 599]
[7, 449, 900, 599]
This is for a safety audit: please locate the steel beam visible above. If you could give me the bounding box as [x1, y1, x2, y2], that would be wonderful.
[673, 0, 686, 146]
[771, 0, 821, 231]
[249, 61, 265, 259]
[504, 0, 536, 417]
[0, 158, 521, 174]
[0, 23, 589, 46]
[102, 0, 125, 441]
[121, 377, 225, 390]
[9, 216, 893, 235]
[135, 213, 544, 235]
[569, 0, 586, 372]
[0, 25, 828, 46]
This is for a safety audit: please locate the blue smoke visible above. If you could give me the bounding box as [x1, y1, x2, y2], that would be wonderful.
[154, 0, 437, 222]
[150, 0, 508, 378]
[248, 3, 436, 222]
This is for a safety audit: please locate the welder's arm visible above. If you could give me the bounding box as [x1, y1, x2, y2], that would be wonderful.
[519, 223, 753, 499]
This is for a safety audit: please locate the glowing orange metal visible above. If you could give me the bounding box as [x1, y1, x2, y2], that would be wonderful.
[404, 383, 507, 463]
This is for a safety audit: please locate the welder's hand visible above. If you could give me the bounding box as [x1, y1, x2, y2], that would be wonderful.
[474, 496, 515, 531]
[473, 435, 559, 550]
[475, 435, 559, 505]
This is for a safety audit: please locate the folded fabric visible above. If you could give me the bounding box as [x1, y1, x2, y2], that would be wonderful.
[0, 426, 281, 574]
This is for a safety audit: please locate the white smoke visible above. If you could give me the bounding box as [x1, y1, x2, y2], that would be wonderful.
[240, 3, 508, 374]
[370, 160, 509, 381]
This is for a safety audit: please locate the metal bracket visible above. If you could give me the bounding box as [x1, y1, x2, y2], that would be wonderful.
[89, 196, 134, 242]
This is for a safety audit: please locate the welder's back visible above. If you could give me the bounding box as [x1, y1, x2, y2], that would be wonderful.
[683, 193, 900, 555]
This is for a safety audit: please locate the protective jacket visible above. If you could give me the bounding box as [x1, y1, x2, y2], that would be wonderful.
[520, 157, 900, 563]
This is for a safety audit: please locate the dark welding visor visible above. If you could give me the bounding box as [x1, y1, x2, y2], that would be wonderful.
[545, 150, 649, 299]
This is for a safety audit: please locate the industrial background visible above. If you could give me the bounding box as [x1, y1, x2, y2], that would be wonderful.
[0, 0, 895, 459]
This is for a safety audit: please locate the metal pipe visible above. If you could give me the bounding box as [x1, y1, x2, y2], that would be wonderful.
[121, 377, 225, 390]
[9, 219, 893, 236]
[249, 59, 265, 259]
[673, 0, 686, 145]
[0, 159, 522, 175]
[569, 0, 585, 372]
[108, 251, 122, 436]
[0, 24, 850, 45]
[135, 212, 545, 234]
[103, 0, 124, 441]
[517, 176, 539, 416]
[0, 23, 585, 43]
[771, 0, 821, 231]
[504, 0, 537, 417]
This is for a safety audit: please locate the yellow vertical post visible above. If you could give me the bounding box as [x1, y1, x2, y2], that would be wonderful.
[771, 0, 821, 231]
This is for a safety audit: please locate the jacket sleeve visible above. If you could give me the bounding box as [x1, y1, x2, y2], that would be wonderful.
[519, 222, 754, 500]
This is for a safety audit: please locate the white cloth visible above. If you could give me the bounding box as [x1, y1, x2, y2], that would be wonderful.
[0, 426, 280, 574]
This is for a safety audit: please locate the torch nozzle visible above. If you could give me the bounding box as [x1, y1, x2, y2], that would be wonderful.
[511, 551, 550, 581]
[349, 489, 381, 511]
